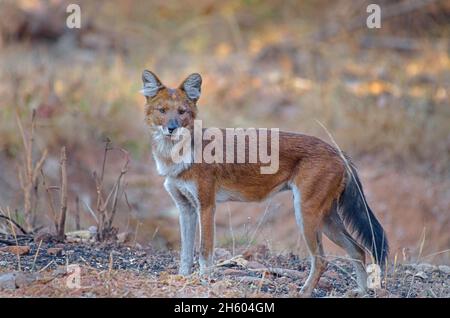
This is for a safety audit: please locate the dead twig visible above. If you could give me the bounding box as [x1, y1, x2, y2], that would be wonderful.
[15, 108, 48, 232]
[94, 140, 112, 240]
[6, 206, 21, 271]
[40, 169, 58, 232]
[106, 149, 130, 230]
[75, 196, 81, 231]
[31, 239, 43, 272]
[0, 214, 28, 235]
[249, 267, 306, 280]
[93, 140, 130, 241]
[57, 146, 68, 241]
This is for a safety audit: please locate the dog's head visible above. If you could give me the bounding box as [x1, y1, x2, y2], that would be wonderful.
[141, 70, 201, 137]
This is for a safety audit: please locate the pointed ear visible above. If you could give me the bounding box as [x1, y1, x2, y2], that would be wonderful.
[179, 73, 202, 102]
[141, 70, 164, 98]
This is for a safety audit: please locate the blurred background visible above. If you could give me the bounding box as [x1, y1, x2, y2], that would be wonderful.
[0, 0, 449, 263]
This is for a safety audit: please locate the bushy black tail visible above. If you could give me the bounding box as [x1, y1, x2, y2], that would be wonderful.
[339, 161, 389, 265]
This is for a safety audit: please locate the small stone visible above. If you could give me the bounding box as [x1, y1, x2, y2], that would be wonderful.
[318, 277, 333, 291]
[0, 272, 36, 290]
[324, 271, 340, 280]
[415, 271, 428, 280]
[0, 245, 30, 255]
[438, 265, 450, 274]
[222, 269, 247, 277]
[0, 273, 17, 290]
[47, 247, 63, 256]
[14, 272, 36, 288]
[415, 263, 437, 272]
[344, 289, 366, 298]
[246, 261, 266, 270]
[135, 250, 147, 257]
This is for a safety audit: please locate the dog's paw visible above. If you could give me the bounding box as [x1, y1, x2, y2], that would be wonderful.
[178, 267, 193, 276]
[343, 288, 368, 298]
[199, 266, 213, 276]
[298, 288, 313, 298]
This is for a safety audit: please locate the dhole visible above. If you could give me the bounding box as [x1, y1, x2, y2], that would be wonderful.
[141, 70, 389, 297]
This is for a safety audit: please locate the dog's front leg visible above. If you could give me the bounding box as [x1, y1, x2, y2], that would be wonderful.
[199, 203, 216, 275]
[178, 202, 197, 275]
[165, 179, 197, 275]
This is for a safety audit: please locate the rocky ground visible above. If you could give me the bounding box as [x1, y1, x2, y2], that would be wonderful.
[0, 238, 448, 298]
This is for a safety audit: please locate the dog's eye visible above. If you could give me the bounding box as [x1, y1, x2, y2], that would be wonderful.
[178, 109, 186, 115]
[158, 108, 166, 114]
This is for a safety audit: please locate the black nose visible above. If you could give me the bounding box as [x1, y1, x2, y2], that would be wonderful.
[167, 119, 179, 134]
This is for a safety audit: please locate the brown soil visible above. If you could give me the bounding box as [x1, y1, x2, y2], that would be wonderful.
[0, 242, 448, 298]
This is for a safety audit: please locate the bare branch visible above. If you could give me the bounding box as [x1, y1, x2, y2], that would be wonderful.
[57, 146, 68, 241]
[75, 196, 81, 231]
[82, 199, 99, 225]
[40, 169, 58, 232]
[14, 108, 47, 232]
[0, 214, 28, 235]
[107, 149, 130, 230]
[33, 148, 48, 183]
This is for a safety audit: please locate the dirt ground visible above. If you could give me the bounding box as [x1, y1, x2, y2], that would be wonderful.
[0, 241, 449, 298]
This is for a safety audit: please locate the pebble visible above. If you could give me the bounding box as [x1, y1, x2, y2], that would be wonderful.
[222, 269, 248, 277]
[246, 261, 266, 270]
[0, 272, 36, 290]
[47, 247, 63, 256]
[415, 271, 428, 280]
[438, 265, 450, 274]
[0, 245, 30, 255]
[318, 277, 333, 291]
[0, 273, 16, 290]
[325, 271, 340, 280]
[415, 263, 437, 272]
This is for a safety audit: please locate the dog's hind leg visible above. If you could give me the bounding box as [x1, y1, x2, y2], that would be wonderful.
[323, 209, 367, 293]
[292, 185, 327, 297]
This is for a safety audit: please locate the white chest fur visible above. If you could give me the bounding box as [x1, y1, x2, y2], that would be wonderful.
[153, 153, 191, 177]
[151, 130, 192, 177]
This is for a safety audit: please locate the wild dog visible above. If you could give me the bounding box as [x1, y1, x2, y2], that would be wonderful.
[141, 70, 389, 297]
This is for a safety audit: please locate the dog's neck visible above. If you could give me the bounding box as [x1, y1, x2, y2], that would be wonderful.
[150, 128, 193, 177]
